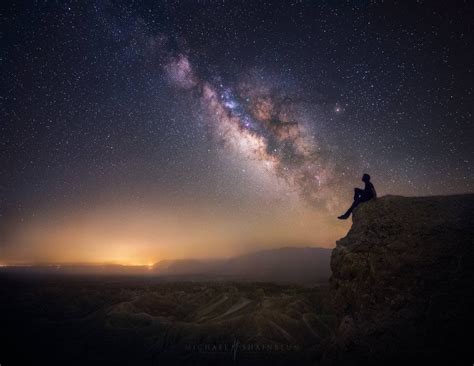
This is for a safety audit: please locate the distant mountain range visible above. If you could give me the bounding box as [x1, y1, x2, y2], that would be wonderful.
[152, 247, 332, 283]
[1, 247, 332, 283]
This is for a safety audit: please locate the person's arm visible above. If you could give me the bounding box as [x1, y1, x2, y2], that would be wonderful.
[371, 183, 377, 199]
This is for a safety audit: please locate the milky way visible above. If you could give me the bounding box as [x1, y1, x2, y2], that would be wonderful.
[164, 51, 348, 210]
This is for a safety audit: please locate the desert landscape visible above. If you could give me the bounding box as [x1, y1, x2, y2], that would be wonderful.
[0, 276, 334, 365]
[1, 195, 473, 365]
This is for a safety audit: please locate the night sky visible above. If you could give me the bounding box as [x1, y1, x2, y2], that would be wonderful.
[1, 1, 473, 265]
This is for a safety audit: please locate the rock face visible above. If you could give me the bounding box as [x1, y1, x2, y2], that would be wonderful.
[328, 194, 474, 364]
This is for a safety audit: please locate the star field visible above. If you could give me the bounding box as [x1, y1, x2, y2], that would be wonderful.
[1, 1, 473, 264]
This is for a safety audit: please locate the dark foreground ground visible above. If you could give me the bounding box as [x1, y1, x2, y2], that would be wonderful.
[0, 273, 335, 365]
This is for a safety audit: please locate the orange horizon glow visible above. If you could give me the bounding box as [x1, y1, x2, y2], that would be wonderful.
[0, 197, 349, 266]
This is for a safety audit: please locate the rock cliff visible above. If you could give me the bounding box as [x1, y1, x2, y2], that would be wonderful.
[327, 194, 474, 364]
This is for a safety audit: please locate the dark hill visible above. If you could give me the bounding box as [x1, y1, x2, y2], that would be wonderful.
[153, 247, 332, 283]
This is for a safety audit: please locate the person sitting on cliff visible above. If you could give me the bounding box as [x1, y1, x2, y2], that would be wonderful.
[338, 173, 377, 220]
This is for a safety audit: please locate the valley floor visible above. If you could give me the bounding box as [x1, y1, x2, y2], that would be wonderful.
[0, 274, 335, 365]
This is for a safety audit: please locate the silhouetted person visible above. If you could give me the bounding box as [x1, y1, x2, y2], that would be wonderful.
[338, 174, 377, 220]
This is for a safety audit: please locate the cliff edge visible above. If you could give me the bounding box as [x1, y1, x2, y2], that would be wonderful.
[327, 194, 474, 364]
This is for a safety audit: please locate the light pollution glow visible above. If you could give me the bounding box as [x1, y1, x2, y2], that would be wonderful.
[1, 202, 349, 265]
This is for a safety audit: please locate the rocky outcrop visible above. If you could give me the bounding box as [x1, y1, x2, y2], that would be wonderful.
[327, 194, 474, 364]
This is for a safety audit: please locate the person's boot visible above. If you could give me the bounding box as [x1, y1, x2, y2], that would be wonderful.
[337, 213, 350, 220]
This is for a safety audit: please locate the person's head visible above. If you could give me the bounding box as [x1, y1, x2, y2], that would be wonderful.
[362, 173, 371, 182]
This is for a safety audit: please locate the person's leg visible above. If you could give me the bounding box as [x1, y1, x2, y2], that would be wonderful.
[347, 199, 361, 215]
[338, 187, 367, 220]
[338, 199, 361, 219]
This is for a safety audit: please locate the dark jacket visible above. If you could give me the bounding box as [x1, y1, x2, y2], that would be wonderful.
[364, 182, 377, 200]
